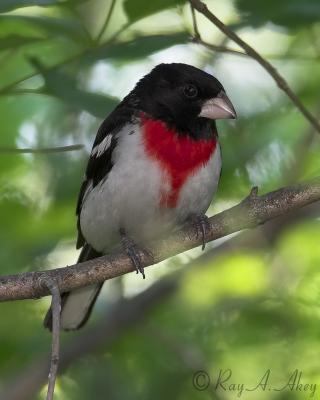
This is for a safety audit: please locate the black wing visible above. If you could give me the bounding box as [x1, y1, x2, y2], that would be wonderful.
[76, 104, 136, 249]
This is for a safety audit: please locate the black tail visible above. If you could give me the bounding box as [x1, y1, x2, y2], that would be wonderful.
[43, 244, 102, 331]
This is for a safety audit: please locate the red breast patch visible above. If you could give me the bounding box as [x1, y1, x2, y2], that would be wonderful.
[141, 114, 217, 208]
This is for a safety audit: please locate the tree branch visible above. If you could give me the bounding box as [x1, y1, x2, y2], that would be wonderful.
[41, 278, 61, 400]
[0, 145, 84, 154]
[189, 0, 320, 134]
[0, 178, 320, 302]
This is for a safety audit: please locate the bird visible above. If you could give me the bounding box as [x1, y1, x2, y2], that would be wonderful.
[44, 63, 236, 331]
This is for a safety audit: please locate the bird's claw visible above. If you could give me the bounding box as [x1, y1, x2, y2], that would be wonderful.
[192, 214, 211, 251]
[120, 229, 147, 279]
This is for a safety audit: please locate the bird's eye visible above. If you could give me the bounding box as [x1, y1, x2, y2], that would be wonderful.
[183, 84, 198, 99]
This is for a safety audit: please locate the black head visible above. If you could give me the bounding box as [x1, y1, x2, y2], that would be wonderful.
[127, 63, 236, 138]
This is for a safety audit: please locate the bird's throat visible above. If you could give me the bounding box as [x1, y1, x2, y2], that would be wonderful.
[141, 114, 217, 208]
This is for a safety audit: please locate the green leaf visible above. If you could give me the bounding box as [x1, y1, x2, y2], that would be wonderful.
[0, 0, 57, 13]
[0, 15, 88, 42]
[123, 0, 186, 22]
[0, 0, 87, 13]
[88, 32, 189, 62]
[235, 0, 320, 29]
[0, 34, 44, 51]
[30, 58, 118, 118]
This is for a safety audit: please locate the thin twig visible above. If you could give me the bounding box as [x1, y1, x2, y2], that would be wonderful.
[41, 278, 61, 400]
[95, 0, 117, 43]
[192, 36, 246, 57]
[190, 0, 320, 134]
[190, 2, 201, 39]
[193, 36, 320, 60]
[0, 177, 320, 302]
[0, 144, 84, 154]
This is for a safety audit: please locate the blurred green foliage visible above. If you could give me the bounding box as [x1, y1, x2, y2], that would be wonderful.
[0, 0, 320, 399]
[235, 0, 320, 29]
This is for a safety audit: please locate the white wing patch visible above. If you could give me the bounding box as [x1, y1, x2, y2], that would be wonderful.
[91, 135, 112, 158]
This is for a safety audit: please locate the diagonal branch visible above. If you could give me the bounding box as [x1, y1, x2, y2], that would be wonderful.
[189, 0, 320, 134]
[0, 177, 320, 302]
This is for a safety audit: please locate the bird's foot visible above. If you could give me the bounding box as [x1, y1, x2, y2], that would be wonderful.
[191, 214, 211, 251]
[120, 229, 150, 279]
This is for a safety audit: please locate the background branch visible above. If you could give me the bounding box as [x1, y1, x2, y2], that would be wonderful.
[1, 278, 177, 400]
[190, 0, 320, 134]
[0, 145, 84, 154]
[42, 279, 61, 400]
[1, 177, 320, 302]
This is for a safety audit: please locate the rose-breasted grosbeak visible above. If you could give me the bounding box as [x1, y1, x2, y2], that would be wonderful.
[44, 63, 236, 330]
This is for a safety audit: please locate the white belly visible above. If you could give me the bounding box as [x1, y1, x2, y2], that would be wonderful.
[80, 123, 221, 253]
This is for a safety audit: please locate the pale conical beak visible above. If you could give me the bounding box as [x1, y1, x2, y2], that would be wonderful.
[199, 90, 237, 120]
